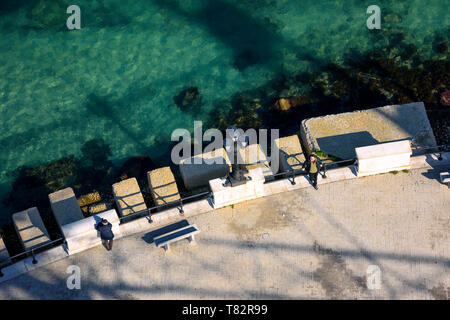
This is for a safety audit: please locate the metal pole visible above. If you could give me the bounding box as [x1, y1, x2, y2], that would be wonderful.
[290, 169, 296, 185]
[322, 163, 327, 179]
[178, 199, 184, 215]
[31, 250, 38, 264]
[0, 267, 3, 277]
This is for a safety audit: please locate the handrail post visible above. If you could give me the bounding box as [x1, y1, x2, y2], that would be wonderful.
[290, 169, 296, 185]
[322, 163, 327, 179]
[438, 146, 443, 161]
[0, 266, 3, 277]
[178, 199, 184, 215]
[31, 250, 38, 264]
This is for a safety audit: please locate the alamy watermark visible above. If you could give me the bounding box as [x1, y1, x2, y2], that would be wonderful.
[366, 5, 381, 30]
[66, 265, 81, 290]
[366, 265, 382, 290]
[170, 121, 281, 173]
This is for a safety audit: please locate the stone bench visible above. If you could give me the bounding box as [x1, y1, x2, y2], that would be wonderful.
[12, 207, 51, 251]
[179, 148, 231, 190]
[49, 188, 84, 229]
[147, 167, 181, 207]
[112, 178, 147, 217]
[355, 140, 412, 177]
[440, 172, 450, 184]
[274, 135, 306, 174]
[154, 224, 200, 252]
[61, 209, 121, 255]
[237, 143, 274, 180]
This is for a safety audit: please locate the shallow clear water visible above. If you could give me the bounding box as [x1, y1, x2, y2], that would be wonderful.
[0, 0, 448, 222]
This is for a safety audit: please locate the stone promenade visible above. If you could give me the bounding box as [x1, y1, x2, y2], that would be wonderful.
[0, 167, 448, 299]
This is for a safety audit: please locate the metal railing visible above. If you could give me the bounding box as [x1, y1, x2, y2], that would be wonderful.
[411, 144, 450, 160]
[0, 237, 64, 278]
[119, 191, 212, 224]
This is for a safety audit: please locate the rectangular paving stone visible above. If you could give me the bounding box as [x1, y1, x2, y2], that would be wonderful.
[12, 207, 51, 251]
[112, 178, 147, 217]
[147, 167, 181, 206]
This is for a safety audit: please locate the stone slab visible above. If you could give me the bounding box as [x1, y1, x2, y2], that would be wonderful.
[440, 172, 450, 184]
[49, 188, 84, 227]
[300, 102, 437, 159]
[12, 207, 51, 251]
[180, 148, 231, 190]
[237, 143, 274, 180]
[61, 209, 121, 255]
[112, 178, 147, 217]
[147, 167, 181, 206]
[356, 140, 412, 177]
[274, 135, 306, 174]
[209, 167, 265, 209]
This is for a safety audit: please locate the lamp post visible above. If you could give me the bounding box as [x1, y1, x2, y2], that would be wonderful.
[224, 126, 250, 187]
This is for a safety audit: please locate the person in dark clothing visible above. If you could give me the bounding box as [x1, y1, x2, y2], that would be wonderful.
[302, 154, 322, 190]
[95, 218, 115, 251]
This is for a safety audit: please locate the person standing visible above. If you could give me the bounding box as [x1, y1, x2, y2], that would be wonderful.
[302, 154, 322, 190]
[95, 218, 115, 251]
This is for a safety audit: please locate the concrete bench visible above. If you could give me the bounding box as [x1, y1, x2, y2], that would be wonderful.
[440, 172, 450, 184]
[148, 167, 181, 207]
[12, 207, 51, 251]
[0, 236, 10, 264]
[154, 224, 200, 252]
[61, 209, 121, 255]
[179, 148, 231, 190]
[49, 188, 84, 228]
[274, 135, 306, 174]
[355, 140, 412, 177]
[237, 143, 274, 180]
[112, 178, 147, 217]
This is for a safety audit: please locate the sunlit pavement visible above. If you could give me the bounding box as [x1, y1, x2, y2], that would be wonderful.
[0, 167, 449, 299]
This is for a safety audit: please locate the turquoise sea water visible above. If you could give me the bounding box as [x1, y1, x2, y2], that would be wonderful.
[0, 0, 448, 223]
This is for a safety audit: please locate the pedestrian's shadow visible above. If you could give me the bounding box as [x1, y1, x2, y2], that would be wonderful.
[142, 219, 189, 244]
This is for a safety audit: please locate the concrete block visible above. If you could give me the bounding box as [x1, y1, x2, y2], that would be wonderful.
[112, 178, 147, 217]
[209, 167, 265, 209]
[274, 135, 306, 174]
[49, 188, 84, 227]
[237, 143, 274, 180]
[180, 148, 231, 190]
[61, 209, 121, 255]
[12, 207, 51, 251]
[147, 167, 181, 206]
[356, 140, 412, 177]
[300, 102, 436, 159]
[0, 236, 10, 264]
[440, 172, 450, 184]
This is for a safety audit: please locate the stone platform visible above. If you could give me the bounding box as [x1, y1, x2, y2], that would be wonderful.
[273, 134, 306, 173]
[148, 167, 181, 206]
[112, 178, 147, 217]
[49, 188, 84, 227]
[300, 102, 437, 159]
[237, 143, 274, 180]
[179, 148, 231, 190]
[12, 207, 51, 251]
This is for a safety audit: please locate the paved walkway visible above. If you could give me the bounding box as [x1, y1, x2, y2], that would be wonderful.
[0, 167, 449, 299]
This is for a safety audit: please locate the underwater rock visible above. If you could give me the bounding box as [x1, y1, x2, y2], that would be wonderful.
[440, 91, 450, 106]
[274, 98, 292, 111]
[384, 13, 401, 24]
[118, 155, 156, 181]
[174, 87, 202, 111]
[27, 0, 68, 30]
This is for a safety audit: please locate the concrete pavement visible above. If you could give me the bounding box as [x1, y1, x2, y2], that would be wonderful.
[0, 167, 448, 299]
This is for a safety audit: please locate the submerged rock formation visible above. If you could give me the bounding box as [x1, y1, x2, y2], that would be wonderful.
[27, 0, 68, 30]
[174, 87, 202, 111]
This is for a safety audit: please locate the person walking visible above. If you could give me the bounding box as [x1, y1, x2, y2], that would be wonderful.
[302, 154, 322, 190]
[95, 218, 115, 251]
